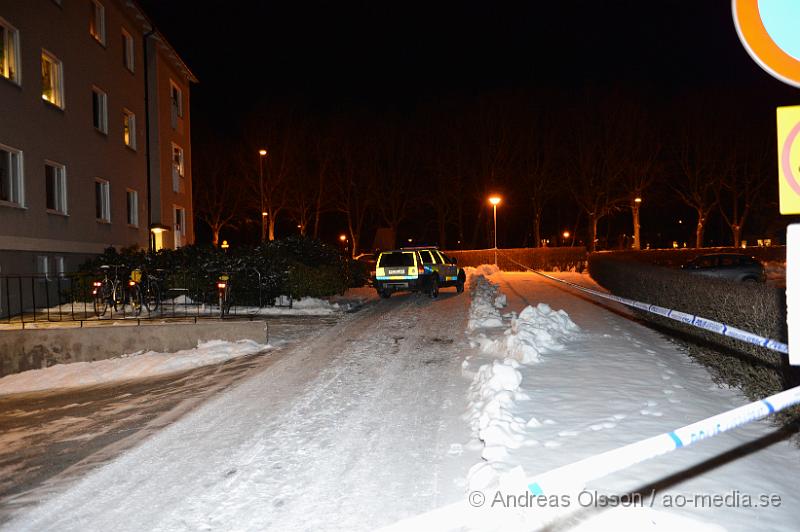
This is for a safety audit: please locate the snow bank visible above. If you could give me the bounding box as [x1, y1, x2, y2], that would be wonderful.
[0, 340, 269, 396]
[503, 303, 580, 363]
[464, 269, 581, 497]
[466, 360, 528, 464]
[464, 264, 500, 277]
[467, 274, 506, 330]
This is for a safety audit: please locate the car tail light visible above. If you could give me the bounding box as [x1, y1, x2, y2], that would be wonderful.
[217, 282, 227, 289]
[92, 281, 102, 287]
[128, 280, 136, 286]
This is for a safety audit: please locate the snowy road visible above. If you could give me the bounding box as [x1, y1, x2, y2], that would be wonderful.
[0, 316, 337, 523]
[4, 290, 480, 531]
[4, 270, 799, 532]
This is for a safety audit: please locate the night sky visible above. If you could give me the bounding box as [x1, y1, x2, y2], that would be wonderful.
[137, 0, 799, 248]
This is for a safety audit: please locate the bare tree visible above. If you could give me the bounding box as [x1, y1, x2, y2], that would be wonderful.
[716, 132, 771, 247]
[673, 106, 725, 248]
[617, 103, 661, 249]
[333, 128, 375, 257]
[193, 141, 245, 246]
[373, 125, 417, 248]
[568, 94, 630, 252]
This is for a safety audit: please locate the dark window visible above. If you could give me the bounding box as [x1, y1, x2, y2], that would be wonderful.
[378, 252, 415, 268]
[95, 181, 102, 219]
[420, 250, 434, 264]
[45, 164, 55, 210]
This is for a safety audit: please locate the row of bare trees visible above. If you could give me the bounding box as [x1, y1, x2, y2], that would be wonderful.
[193, 89, 776, 254]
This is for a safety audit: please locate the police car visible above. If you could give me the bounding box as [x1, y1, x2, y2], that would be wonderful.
[373, 247, 465, 299]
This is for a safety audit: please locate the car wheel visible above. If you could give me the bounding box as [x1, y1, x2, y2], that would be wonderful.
[429, 276, 439, 299]
[456, 280, 464, 293]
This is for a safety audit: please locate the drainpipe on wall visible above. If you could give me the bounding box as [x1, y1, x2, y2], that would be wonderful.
[143, 28, 156, 251]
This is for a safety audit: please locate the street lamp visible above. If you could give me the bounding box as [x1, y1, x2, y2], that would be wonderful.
[259, 149, 267, 242]
[488, 196, 501, 249]
[631, 195, 643, 250]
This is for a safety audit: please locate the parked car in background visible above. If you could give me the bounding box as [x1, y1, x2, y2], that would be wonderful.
[354, 253, 378, 285]
[681, 253, 766, 282]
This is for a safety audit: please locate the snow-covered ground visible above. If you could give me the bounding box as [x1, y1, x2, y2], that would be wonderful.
[0, 340, 270, 396]
[454, 270, 800, 531]
[2, 269, 798, 531]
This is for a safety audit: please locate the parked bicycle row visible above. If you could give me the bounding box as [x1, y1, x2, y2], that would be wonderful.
[0, 266, 290, 324]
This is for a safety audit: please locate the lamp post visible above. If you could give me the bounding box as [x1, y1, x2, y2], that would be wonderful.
[259, 149, 267, 242]
[489, 196, 501, 249]
[489, 195, 501, 266]
[631, 196, 642, 250]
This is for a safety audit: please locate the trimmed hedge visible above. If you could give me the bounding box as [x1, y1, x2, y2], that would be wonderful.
[446, 247, 588, 272]
[77, 236, 356, 303]
[588, 252, 794, 410]
[598, 246, 786, 269]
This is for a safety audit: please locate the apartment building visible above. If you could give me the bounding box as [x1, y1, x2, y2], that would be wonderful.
[0, 0, 196, 276]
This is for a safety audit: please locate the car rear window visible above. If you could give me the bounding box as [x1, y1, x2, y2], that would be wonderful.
[378, 252, 415, 267]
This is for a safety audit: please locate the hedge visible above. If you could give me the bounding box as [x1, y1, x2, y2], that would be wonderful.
[445, 247, 588, 272]
[77, 236, 359, 303]
[588, 252, 795, 414]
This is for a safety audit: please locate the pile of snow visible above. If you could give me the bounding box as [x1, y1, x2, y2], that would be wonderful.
[467, 275, 506, 330]
[0, 339, 269, 396]
[463, 268, 581, 498]
[465, 360, 529, 465]
[503, 303, 580, 363]
[464, 264, 500, 277]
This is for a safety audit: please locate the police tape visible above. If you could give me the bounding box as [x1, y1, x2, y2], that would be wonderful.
[497, 254, 789, 356]
[527, 384, 800, 496]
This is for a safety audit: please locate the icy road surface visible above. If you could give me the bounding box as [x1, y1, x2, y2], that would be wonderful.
[5, 290, 480, 531]
[5, 270, 800, 532]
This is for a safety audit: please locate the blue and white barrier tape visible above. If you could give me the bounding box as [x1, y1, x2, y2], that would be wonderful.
[528, 384, 800, 496]
[498, 254, 789, 355]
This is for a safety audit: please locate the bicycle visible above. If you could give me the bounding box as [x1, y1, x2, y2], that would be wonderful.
[92, 264, 126, 316]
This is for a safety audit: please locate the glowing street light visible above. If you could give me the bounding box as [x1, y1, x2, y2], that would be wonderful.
[258, 149, 268, 242]
[631, 195, 643, 250]
[488, 196, 501, 250]
[339, 234, 347, 242]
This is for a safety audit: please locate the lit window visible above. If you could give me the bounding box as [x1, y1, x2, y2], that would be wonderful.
[172, 143, 184, 191]
[92, 87, 107, 133]
[126, 189, 138, 226]
[45, 161, 67, 214]
[123, 109, 136, 149]
[170, 81, 183, 128]
[122, 28, 134, 72]
[0, 143, 24, 206]
[95, 178, 110, 222]
[0, 17, 20, 84]
[41, 50, 64, 108]
[174, 206, 185, 248]
[89, 0, 106, 45]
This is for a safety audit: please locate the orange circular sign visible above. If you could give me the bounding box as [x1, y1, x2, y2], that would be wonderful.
[732, 0, 800, 88]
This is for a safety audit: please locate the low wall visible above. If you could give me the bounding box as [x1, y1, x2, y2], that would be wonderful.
[0, 320, 269, 377]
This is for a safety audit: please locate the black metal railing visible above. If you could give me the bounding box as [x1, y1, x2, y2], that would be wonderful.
[0, 268, 292, 326]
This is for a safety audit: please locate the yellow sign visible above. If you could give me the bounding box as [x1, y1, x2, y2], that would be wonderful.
[778, 106, 800, 215]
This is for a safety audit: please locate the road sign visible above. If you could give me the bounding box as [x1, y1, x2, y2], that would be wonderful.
[778, 106, 800, 215]
[732, 0, 800, 88]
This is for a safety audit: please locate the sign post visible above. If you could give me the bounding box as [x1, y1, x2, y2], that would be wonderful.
[733, 1, 800, 366]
